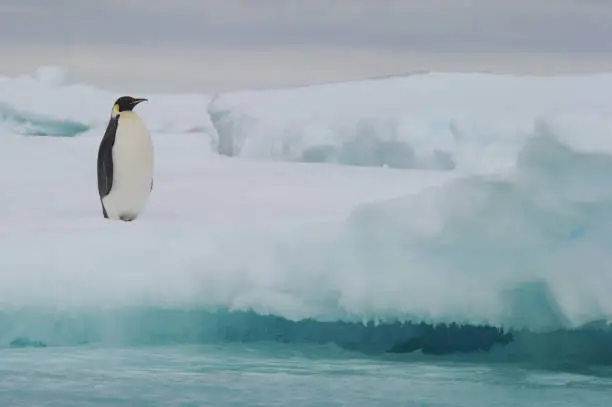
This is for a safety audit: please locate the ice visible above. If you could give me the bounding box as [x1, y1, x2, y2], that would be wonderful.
[0, 130, 451, 313]
[0, 67, 214, 136]
[209, 72, 612, 172]
[0, 67, 611, 333]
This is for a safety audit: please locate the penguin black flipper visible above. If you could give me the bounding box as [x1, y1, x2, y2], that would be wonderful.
[97, 117, 119, 202]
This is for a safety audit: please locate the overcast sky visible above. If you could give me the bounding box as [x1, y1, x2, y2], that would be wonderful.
[2, 0, 612, 92]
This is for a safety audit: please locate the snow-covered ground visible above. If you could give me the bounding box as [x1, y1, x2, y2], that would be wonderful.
[0, 67, 611, 331]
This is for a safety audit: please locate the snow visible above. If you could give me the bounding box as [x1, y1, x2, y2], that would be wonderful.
[208, 72, 612, 173]
[0, 67, 611, 331]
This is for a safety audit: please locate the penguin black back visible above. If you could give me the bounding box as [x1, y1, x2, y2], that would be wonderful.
[97, 116, 119, 217]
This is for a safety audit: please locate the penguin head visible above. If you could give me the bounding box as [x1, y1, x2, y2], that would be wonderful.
[111, 96, 148, 117]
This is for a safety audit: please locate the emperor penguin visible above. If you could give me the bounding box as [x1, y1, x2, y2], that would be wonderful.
[97, 96, 154, 222]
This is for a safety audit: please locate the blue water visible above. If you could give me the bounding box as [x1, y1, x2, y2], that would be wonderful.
[2, 343, 611, 407]
[1, 309, 611, 406]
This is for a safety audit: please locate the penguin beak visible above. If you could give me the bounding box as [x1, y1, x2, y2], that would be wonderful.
[131, 98, 148, 106]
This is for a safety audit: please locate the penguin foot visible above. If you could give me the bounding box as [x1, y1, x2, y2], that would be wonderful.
[119, 214, 137, 222]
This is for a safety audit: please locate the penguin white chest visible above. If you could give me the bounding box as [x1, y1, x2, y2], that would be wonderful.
[103, 112, 154, 219]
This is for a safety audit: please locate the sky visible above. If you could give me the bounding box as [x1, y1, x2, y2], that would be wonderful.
[1, 0, 612, 92]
